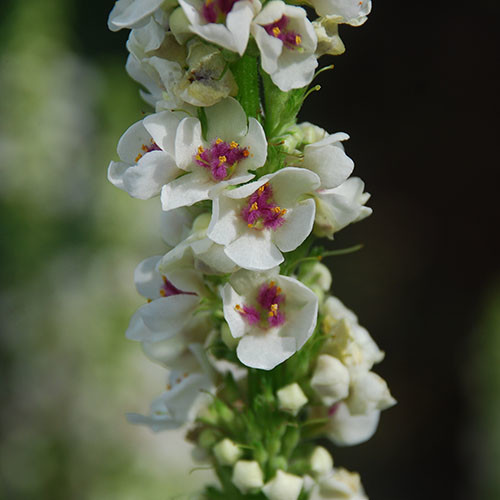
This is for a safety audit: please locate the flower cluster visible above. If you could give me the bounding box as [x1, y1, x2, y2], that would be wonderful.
[107, 0, 394, 498]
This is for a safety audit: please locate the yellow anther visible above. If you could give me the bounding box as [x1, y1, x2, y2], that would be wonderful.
[272, 27, 281, 37]
[295, 35, 302, 45]
[166, 384, 172, 390]
[258, 185, 266, 194]
[176, 377, 181, 384]
[218, 155, 227, 164]
[269, 281, 276, 287]
[159, 289, 166, 297]
[276, 287, 282, 293]
[235, 304, 242, 311]
[215, 138, 223, 144]
[198, 145, 205, 153]
[243, 149, 249, 157]
[247, 223, 253, 228]
[195, 154, 202, 161]
[147, 298, 152, 303]
[183, 372, 189, 378]
[250, 202, 258, 211]
[268, 304, 278, 316]
[230, 141, 239, 149]
[135, 153, 143, 162]
[273, 206, 281, 213]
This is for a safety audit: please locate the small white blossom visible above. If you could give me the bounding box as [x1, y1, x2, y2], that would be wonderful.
[314, 177, 372, 239]
[313, 16, 345, 56]
[321, 296, 385, 375]
[277, 383, 308, 415]
[347, 371, 396, 415]
[311, 354, 350, 406]
[310, 467, 368, 500]
[222, 269, 318, 369]
[232, 460, 264, 494]
[108, 0, 167, 31]
[161, 97, 267, 210]
[126, 256, 206, 343]
[213, 438, 243, 466]
[262, 470, 304, 500]
[252, 1, 318, 91]
[325, 402, 380, 446]
[310, 446, 334, 477]
[309, 0, 372, 26]
[179, 0, 261, 55]
[107, 111, 185, 199]
[208, 167, 320, 271]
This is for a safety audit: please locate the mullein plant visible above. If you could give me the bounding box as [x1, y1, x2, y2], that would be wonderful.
[107, 0, 395, 498]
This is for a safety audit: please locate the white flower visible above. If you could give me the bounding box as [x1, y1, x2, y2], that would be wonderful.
[277, 383, 308, 415]
[262, 470, 304, 500]
[213, 438, 243, 466]
[161, 97, 267, 211]
[251, 1, 318, 91]
[208, 167, 320, 271]
[347, 371, 396, 415]
[325, 402, 380, 446]
[301, 132, 353, 190]
[232, 460, 264, 494]
[179, 0, 261, 55]
[127, 369, 213, 431]
[321, 296, 384, 375]
[309, 0, 372, 26]
[107, 111, 185, 199]
[313, 16, 345, 56]
[314, 177, 372, 239]
[310, 467, 368, 500]
[126, 255, 206, 343]
[310, 446, 334, 477]
[222, 269, 318, 369]
[311, 354, 350, 406]
[108, 0, 167, 31]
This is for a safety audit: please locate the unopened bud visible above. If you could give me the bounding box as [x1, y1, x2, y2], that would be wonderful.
[262, 470, 304, 500]
[310, 446, 333, 477]
[311, 354, 350, 406]
[347, 371, 396, 415]
[169, 7, 191, 45]
[232, 460, 264, 494]
[213, 438, 242, 466]
[198, 429, 218, 449]
[277, 383, 308, 416]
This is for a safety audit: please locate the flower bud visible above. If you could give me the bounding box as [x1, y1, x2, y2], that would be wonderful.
[262, 470, 304, 500]
[198, 429, 218, 449]
[169, 7, 191, 45]
[311, 354, 350, 406]
[192, 213, 211, 233]
[232, 460, 264, 494]
[213, 438, 242, 466]
[347, 371, 396, 415]
[277, 383, 308, 416]
[310, 446, 333, 477]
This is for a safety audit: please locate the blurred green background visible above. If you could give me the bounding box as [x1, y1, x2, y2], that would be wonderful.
[0, 0, 499, 499]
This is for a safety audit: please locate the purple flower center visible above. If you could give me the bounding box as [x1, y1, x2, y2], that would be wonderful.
[241, 182, 287, 230]
[235, 281, 286, 329]
[201, 0, 239, 23]
[262, 15, 302, 50]
[135, 140, 161, 163]
[160, 276, 196, 298]
[194, 138, 249, 181]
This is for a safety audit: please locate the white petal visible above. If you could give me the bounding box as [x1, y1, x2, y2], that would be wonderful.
[225, 0, 258, 55]
[270, 51, 318, 92]
[222, 283, 248, 339]
[117, 120, 153, 164]
[159, 207, 196, 247]
[107, 161, 128, 191]
[143, 110, 186, 154]
[140, 295, 200, 340]
[134, 256, 163, 299]
[123, 151, 180, 199]
[273, 199, 316, 252]
[108, 0, 165, 31]
[175, 117, 203, 171]
[271, 167, 321, 206]
[241, 118, 268, 169]
[125, 310, 150, 341]
[161, 173, 212, 210]
[207, 196, 245, 246]
[205, 97, 248, 142]
[225, 231, 284, 271]
[327, 403, 380, 446]
[236, 331, 297, 370]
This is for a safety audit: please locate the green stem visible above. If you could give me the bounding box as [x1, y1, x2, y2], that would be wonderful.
[230, 54, 260, 119]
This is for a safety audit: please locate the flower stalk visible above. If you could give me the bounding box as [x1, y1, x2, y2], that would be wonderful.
[107, 0, 394, 498]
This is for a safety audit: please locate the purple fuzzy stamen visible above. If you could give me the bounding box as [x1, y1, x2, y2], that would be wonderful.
[194, 139, 249, 182]
[262, 15, 302, 50]
[160, 276, 196, 298]
[201, 0, 239, 23]
[135, 140, 161, 163]
[241, 182, 287, 230]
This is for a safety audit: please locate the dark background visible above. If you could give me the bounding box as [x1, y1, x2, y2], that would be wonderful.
[1, 0, 499, 498]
